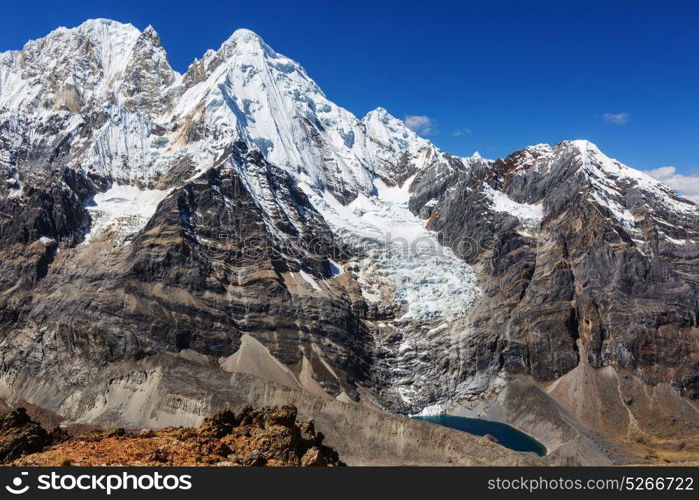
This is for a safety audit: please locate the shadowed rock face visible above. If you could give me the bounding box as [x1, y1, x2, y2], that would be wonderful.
[0, 21, 697, 466]
[0, 142, 372, 402]
[0, 408, 63, 463]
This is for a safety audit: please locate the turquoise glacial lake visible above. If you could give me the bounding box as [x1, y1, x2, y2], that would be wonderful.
[414, 414, 547, 457]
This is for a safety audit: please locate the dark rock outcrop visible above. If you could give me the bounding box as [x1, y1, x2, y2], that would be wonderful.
[0, 408, 65, 463]
[11, 404, 344, 467]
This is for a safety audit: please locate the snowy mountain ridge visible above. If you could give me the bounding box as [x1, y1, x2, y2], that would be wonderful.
[2, 20, 457, 213]
[2, 19, 695, 219]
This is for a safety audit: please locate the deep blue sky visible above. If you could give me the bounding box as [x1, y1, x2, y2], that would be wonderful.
[1, 0, 698, 174]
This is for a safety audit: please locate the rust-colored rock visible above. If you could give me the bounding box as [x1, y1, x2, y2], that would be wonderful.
[9, 405, 344, 467]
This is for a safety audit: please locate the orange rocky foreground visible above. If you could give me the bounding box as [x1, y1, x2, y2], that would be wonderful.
[1, 405, 344, 467]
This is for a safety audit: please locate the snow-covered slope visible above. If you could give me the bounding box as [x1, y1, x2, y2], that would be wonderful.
[164, 28, 451, 204]
[468, 140, 697, 235]
[1, 20, 450, 206]
[0, 19, 181, 185]
[83, 184, 171, 244]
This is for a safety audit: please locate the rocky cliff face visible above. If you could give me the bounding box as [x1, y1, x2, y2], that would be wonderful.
[0, 19, 696, 464]
[409, 141, 698, 400]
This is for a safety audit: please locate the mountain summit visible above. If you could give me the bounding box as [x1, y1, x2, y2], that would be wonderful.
[0, 20, 697, 465]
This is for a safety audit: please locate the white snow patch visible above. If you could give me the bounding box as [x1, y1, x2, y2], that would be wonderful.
[298, 270, 322, 291]
[398, 340, 412, 353]
[398, 386, 415, 404]
[412, 403, 447, 417]
[84, 184, 170, 244]
[483, 185, 543, 227]
[658, 231, 690, 246]
[590, 190, 636, 228]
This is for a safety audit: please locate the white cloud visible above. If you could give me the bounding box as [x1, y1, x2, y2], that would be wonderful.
[452, 127, 472, 137]
[404, 115, 438, 136]
[602, 112, 629, 125]
[644, 166, 699, 203]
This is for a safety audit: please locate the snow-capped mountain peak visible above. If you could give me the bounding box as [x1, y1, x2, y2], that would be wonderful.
[562, 140, 696, 215]
[1, 20, 456, 199]
[219, 28, 272, 54]
[142, 25, 159, 39]
[5, 19, 694, 216]
[0, 19, 143, 110]
[362, 107, 429, 153]
[0, 19, 181, 117]
[164, 26, 451, 202]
